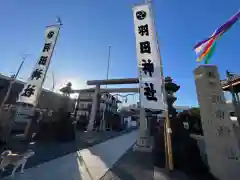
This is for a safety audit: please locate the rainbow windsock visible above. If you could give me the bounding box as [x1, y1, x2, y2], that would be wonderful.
[194, 10, 240, 64]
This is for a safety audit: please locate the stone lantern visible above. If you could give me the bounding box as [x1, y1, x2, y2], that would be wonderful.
[165, 76, 180, 118]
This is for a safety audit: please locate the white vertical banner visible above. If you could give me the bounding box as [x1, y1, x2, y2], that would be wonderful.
[17, 25, 60, 106]
[133, 4, 166, 110]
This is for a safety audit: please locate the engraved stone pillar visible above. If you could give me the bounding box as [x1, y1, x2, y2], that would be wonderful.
[194, 65, 240, 180]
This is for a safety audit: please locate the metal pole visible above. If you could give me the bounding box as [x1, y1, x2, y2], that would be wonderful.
[102, 45, 111, 131]
[106, 45, 111, 88]
[0, 55, 26, 116]
[15, 58, 25, 78]
[52, 72, 55, 91]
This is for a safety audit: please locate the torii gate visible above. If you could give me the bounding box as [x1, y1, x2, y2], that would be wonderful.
[73, 77, 152, 151]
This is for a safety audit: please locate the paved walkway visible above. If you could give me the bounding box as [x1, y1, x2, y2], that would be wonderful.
[0, 129, 136, 170]
[101, 148, 189, 180]
[2, 130, 138, 180]
[101, 148, 154, 180]
[25, 129, 136, 169]
[1, 129, 199, 180]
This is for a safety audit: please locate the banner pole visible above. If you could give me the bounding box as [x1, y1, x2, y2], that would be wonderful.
[147, 0, 174, 171]
[35, 18, 62, 108]
[164, 110, 174, 171]
[24, 18, 62, 139]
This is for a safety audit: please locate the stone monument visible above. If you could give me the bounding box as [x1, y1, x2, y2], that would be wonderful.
[194, 65, 240, 180]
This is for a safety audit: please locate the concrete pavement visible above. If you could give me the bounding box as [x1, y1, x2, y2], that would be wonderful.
[0, 128, 136, 171]
[25, 129, 137, 169]
[101, 147, 189, 180]
[1, 129, 203, 180]
[2, 130, 138, 180]
[101, 147, 154, 180]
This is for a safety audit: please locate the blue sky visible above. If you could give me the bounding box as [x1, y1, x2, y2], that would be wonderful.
[0, 0, 239, 106]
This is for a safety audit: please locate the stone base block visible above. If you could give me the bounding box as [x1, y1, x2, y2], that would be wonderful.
[133, 136, 153, 152]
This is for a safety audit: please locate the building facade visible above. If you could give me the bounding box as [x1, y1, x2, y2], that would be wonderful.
[75, 89, 119, 122]
[0, 73, 75, 112]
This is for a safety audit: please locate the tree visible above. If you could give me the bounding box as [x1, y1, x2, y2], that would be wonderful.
[59, 82, 73, 111]
[60, 82, 72, 96]
[178, 107, 203, 135]
[189, 107, 200, 117]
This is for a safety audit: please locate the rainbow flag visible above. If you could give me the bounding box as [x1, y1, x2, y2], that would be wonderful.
[194, 10, 240, 64]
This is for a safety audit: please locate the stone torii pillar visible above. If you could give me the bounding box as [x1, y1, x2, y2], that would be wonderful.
[87, 85, 100, 131]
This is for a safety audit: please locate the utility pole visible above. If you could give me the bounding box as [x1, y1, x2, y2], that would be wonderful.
[52, 72, 55, 91]
[106, 45, 111, 88]
[0, 55, 27, 116]
[101, 45, 112, 131]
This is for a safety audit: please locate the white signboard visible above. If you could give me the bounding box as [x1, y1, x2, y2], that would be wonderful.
[133, 4, 165, 110]
[18, 25, 60, 106]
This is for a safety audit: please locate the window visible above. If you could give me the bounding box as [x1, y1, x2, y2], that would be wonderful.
[87, 104, 92, 109]
[79, 104, 84, 108]
[230, 111, 236, 117]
